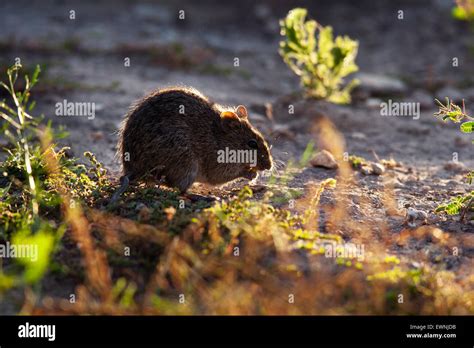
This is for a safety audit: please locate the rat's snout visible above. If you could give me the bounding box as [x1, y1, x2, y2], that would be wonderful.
[261, 159, 272, 170]
[258, 152, 273, 171]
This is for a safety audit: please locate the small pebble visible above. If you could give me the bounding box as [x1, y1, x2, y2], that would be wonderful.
[310, 150, 338, 169]
[371, 162, 385, 175]
[444, 161, 466, 173]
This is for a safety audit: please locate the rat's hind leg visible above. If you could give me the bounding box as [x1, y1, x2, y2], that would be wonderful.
[165, 160, 199, 193]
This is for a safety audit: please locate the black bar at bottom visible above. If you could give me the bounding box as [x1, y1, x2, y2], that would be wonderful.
[0, 315, 471, 346]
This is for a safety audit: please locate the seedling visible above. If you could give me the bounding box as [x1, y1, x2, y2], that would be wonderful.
[434, 98, 473, 220]
[279, 8, 359, 104]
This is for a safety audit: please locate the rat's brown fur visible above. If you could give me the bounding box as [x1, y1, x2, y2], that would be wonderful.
[117, 86, 272, 193]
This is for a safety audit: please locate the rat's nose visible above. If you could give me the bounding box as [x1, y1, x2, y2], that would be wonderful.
[260, 157, 272, 170]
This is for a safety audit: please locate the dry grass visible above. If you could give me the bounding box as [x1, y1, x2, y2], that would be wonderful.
[24, 121, 474, 315]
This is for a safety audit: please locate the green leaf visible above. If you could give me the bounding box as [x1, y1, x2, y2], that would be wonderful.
[299, 141, 315, 167]
[11, 224, 56, 284]
[452, 6, 468, 20]
[460, 121, 474, 133]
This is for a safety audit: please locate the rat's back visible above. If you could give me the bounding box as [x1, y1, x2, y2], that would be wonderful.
[117, 87, 219, 186]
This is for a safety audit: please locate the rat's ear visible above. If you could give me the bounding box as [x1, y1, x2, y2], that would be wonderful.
[221, 111, 238, 119]
[221, 111, 241, 130]
[235, 105, 248, 119]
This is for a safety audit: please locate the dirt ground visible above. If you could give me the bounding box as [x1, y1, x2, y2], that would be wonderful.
[0, 0, 473, 312]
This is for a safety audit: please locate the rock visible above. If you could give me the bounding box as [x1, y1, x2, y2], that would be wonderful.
[356, 73, 407, 97]
[444, 161, 467, 173]
[360, 166, 372, 175]
[406, 207, 428, 228]
[358, 163, 385, 175]
[417, 210, 428, 220]
[371, 162, 386, 175]
[310, 150, 338, 169]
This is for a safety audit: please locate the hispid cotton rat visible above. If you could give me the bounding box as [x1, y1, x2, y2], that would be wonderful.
[114, 87, 272, 199]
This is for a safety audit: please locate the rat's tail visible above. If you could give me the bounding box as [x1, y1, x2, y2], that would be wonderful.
[108, 175, 130, 206]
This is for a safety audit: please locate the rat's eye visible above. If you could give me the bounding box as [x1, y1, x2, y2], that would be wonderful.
[247, 139, 258, 149]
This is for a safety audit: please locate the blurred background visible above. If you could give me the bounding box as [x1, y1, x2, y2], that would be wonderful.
[0, 0, 473, 171]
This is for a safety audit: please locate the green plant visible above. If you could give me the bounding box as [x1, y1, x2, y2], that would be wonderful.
[1, 64, 42, 215]
[435, 193, 473, 218]
[0, 64, 109, 290]
[0, 64, 61, 288]
[347, 155, 367, 169]
[279, 8, 359, 104]
[434, 98, 473, 219]
[452, 0, 474, 21]
[434, 98, 474, 137]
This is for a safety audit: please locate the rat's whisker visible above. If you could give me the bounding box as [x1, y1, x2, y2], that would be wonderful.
[274, 159, 285, 165]
[270, 165, 281, 176]
[273, 159, 286, 170]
